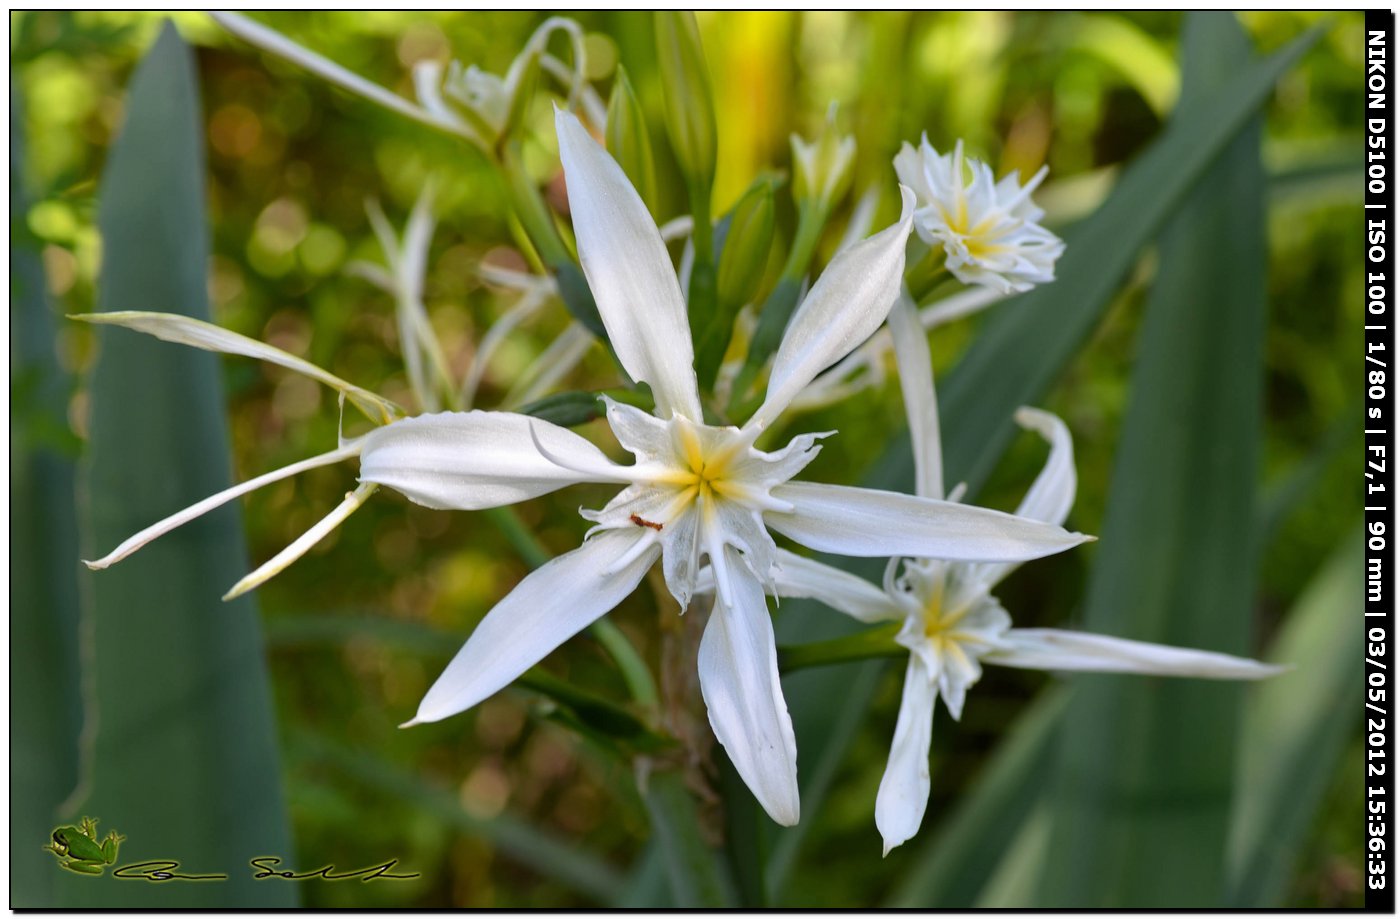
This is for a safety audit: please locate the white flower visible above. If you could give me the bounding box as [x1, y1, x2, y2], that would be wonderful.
[751, 293, 1283, 853]
[356, 110, 1093, 827]
[894, 136, 1065, 294]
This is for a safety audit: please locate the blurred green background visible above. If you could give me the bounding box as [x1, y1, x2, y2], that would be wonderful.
[11, 10, 1364, 907]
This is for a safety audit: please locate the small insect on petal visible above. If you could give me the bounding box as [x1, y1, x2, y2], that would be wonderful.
[629, 513, 664, 531]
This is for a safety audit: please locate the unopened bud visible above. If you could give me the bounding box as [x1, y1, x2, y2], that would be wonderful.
[606, 65, 658, 215]
[654, 11, 716, 192]
[716, 181, 775, 310]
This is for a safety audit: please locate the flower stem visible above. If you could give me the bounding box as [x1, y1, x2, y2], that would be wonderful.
[776, 622, 903, 672]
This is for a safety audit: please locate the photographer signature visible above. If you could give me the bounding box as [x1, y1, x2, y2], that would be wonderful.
[110, 857, 418, 883]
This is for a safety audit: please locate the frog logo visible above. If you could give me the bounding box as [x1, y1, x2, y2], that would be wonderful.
[45, 817, 124, 876]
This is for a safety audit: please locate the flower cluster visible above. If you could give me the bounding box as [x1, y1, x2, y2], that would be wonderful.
[81, 13, 1282, 853]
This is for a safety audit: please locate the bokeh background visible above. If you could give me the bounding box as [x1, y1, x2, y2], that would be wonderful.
[12, 10, 1364, 907]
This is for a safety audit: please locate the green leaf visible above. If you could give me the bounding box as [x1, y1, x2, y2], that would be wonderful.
[11, 77, 85, 909]
[885, 687, 1068, 907]
[60, 24, 294, 907]
[290, 729, 626, 903]
[640, 767, 738, 907]
[870, 19, 1323, 495]
[1035, 12, 1269, 907]
[1225, 532, 1365, 906]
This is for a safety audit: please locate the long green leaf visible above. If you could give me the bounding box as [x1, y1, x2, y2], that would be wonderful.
[11, 78, 84, 908]
[1036, 13, 1268, 907]
[61, 24, 294, 907]
[1225, 533, 1364, 905]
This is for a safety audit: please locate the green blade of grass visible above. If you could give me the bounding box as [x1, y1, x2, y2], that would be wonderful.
[61, 23, 294, 907]
[1225, 532, 1364, 906]
[1035, 12, 1269, 907]
[11, 79, 85, 908]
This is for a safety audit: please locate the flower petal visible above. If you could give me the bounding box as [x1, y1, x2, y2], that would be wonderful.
[224, 481, 378, 600]
[698, 552, 800, 826]
[766, 481, 1092, 562]
[967, 406, 1078, 590]
[985, 629, 1287, 680]
[359, 410, 630, 511]
[555, 109, 702, 422]
[747, 185, 914, 431]
[407, 529, 659, 725]
[764, 549, 902, 623]
[85, 441, 361, 571]
[888, 289, 942, 500]
[73, 311, 398, 423]
[875, 656, 937, 856]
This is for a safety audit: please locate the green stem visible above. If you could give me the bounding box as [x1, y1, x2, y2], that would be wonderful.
[686, 177, 718, 358]
[499, 142, 570, 267]
[776, 622, 904, 673]
[589, 619, 659, 711]
[904, 247, 949, 302]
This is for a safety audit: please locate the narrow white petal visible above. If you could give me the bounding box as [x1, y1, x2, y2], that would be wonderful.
[986, 629, 1287, 680]
[555, 109, 702, 422]
[918, 285, 1007, 330]
[888, 290, 942, 500]
[86, 442, 361, 571]
[74, 311, 397, 422]
[876, 657, 938, 856]
[698, 555, 800, 826]
[1010, 407, 1076, 525]
[209, 11, 480, 143]
[768, 549, 903, 623]
[224, 481, 377, 600]
[747, 186, 915, 431]
[359, 411, 631, 511]
[967, 407, 1077, 591]
[766, 481, 1092, 563]
[408, 529, 658, 724]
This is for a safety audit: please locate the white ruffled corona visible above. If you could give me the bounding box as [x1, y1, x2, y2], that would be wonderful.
[356, 110, 1093, 827]
[894, 136, 1065, 294]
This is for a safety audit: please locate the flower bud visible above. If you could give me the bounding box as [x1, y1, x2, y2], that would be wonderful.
[716, 180, 775, 310]
[654, 11, 716, 193]
[606, 65, 657, 216]
[791, 107, 856, 212]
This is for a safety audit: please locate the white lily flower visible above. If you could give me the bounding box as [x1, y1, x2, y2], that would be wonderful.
[757, 293, 1283, 853]
[895, 135, 1065, 295]
[357, 110, 1093, 827]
